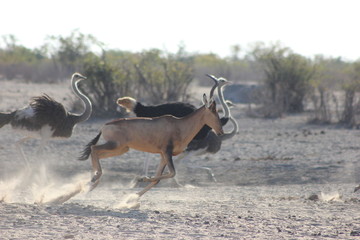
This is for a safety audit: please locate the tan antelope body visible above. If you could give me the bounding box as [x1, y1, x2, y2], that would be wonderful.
[79, 94, 223, 197]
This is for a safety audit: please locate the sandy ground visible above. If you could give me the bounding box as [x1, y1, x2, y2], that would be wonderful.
[1, 80, 360, 239]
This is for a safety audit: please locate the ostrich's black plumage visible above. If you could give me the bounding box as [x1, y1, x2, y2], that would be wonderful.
[182, 116, 238, 157]
[0, 112, 15, 128]
[185, 131, 221, 154]
[133, 102, 196, 118]
[9, 94, 75, 137]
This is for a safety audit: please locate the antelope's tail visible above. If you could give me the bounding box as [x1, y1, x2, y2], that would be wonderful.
[78, 132, 101, 160]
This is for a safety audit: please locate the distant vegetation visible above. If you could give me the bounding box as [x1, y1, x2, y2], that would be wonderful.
[1, 31, 360, 126]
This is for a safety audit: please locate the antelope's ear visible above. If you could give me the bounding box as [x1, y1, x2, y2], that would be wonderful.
[209, 93, 215, 103]
[210, 99, 217, 111]
[202, 93, 209, 107]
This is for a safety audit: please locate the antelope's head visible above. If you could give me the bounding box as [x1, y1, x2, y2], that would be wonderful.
[202, 94, 224, 135]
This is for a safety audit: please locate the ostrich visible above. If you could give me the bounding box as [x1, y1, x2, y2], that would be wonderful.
[173, 74, 238, 181]
[0, 73, 92, 165]
[116, 75, 227, 176]
[79, 94, 224, 197]
[181, 74, 237, 155]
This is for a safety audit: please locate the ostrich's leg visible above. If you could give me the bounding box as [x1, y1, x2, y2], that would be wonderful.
[143, 158, 151, 177]
[174, 150, 217, 183]
[36, 139, 48, 155]
[15, 137, 31, 168]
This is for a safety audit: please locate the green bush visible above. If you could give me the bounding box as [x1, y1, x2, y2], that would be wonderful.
[80, 48, 195, 117]
[81, 54, 124, 117]
[133, 48, 194, 104]
[340, 61, 360, 127]
[251, 43, 315, 117]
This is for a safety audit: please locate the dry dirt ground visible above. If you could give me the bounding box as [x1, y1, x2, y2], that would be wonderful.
[0, 80, 360, 239]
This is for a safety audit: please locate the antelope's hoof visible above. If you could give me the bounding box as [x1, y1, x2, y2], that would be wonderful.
[91, 171, 102, 182]
[89, 175, 101, 191]
[91, 175, 98, 183]
[88, 180, 99, 192]
[137, 176, 152, 182]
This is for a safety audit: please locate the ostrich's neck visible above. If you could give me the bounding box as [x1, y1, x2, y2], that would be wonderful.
[220, 116, 238, 141]
[218, 86, 230, 118]
[71, 79, 92, 123]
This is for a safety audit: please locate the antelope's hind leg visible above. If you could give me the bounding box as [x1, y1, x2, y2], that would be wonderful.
[89, 141, 129, 191]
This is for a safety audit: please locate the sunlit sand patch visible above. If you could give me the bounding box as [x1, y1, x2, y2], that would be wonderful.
[0, 162, 92, 205]
[0, 168, 31, 203]
[319, 191, 343, 202]
[183, 184, 197, 189]
[36, 182, 83, 205]
[128, 177, 140, 188]
[0, 179, 18, 203]
[114, 193, 141, 209]
[33, 172, 90, 205]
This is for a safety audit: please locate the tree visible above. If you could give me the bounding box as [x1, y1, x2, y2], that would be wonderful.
[193, 53, 231, 85]
[133, 48, 194, 104]
[310, 56, 349, 123]
[340, 61, 360, 127]
[0, 35, 49, 81]
[81, 52, 125, 117]
[46, 30, 102, 80]
[251, 42, 315, 117]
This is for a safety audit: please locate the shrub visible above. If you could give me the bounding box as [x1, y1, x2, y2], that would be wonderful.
[251, 43, 315, 117]
[132, 48, 194, 104]
[81, 54, 124, 117]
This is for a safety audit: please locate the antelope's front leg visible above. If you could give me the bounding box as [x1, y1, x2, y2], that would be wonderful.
[138, 152, 176, 183]
[137, 158, 167, 197]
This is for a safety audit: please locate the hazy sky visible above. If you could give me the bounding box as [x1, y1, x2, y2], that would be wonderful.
[0, 0, 359, 60]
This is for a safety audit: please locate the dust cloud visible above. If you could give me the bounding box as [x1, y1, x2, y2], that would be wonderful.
[0, 163, 90, 204]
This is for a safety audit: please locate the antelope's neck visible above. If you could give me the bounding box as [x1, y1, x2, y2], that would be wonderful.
[179, 106, 206, 144]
